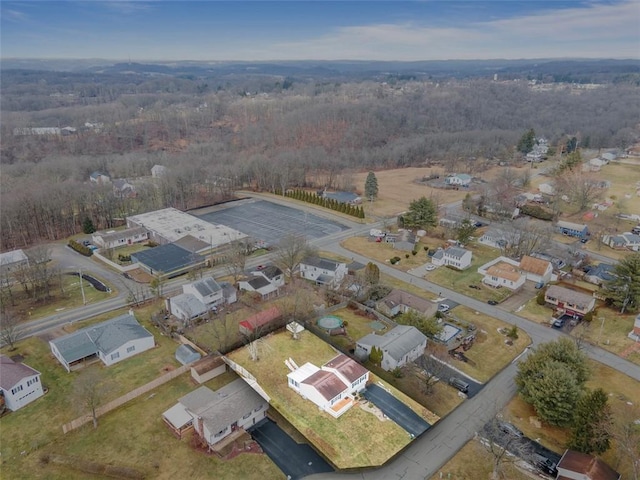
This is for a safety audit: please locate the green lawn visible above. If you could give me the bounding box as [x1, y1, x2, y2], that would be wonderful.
[323, 306, 392, 351]
[227, 330, 419, 468]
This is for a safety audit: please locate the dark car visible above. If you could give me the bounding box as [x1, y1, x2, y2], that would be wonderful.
[553, 317, 565, 328]
[580, 238, 589, 244]
[448, 377, 469, 394]
[82, 240, 91, 246]
[487, 300, 498, 306]
[498, 421, 523, 438]
[532, 454, 558, 476]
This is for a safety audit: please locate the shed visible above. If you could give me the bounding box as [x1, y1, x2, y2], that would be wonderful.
[191, 355, 226, 384]
[175, 345, 201, 365]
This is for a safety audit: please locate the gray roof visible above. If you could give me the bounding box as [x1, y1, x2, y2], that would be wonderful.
[302, 256, 342, 272]
[132, 243, 203, 274]
[0, 355, 40, 391]
[432, 249, 444, 260]
[174, 235, 210, 253]
[260, 265, 283, 280]
[0, 249, 29, 266]
[545, 285, 594, 309]
[357, 325, 427, 362]
[557, 220, 587, 231]
[175, 345, 201, 365]
[50, 313, 153, 362]
[179, 379, 265, 436]
[191, 277, 221, 297]
[247, 276, 270, 289]
[445, 246, 469, 259]
[171, 293, 207, 317]
[94, 227, 147, 243]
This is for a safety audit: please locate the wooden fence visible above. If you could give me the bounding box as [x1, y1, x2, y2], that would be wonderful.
[62, 364, 190, 434]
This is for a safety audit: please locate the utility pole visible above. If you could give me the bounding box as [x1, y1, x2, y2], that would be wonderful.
[79, 267, 86, 305]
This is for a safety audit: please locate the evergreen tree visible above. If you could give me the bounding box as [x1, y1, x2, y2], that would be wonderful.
[364, 171, 379, 200]
[603, 252, 640, 313]
[517, 128, 536, 154]
[568, 388, 612, 455]
[364, 262, 380, 285]
[82, 217, 96, 234]
[403, 196, 438, 230]
[369, 346, 383, 366]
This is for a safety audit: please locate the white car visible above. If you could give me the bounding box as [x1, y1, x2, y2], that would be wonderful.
[425, 264, 436, 271]
[438, 304, 450, 313]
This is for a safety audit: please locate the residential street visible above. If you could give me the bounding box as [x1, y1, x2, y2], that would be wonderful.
[8, 206, 640, 480]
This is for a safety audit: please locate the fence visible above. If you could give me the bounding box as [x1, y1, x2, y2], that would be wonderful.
[62, 364, 190, 434]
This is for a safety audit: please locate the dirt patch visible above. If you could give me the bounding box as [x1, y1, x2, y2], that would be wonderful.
[125, 269, 153, 284]
[160, 365, 176, 373]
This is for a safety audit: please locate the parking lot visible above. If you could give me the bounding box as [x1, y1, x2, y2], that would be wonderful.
[196, 199, 349, 246]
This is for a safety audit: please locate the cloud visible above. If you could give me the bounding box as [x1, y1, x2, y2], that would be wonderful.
[267, 0, 640, 60]
[3, 8, 28, 22]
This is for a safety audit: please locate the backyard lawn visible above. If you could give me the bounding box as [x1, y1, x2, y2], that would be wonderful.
[447, 307, 531, 382]
[227, 330, 425, 468]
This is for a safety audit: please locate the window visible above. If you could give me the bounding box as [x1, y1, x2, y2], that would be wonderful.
[111, 352, 120, 361]
[254, 405, 262, 412]
[242, 412, 251, 419]
[11, 385, 23, 395]
[127, 345, 135, 353]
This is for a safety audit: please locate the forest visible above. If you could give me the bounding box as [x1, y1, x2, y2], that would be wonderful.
[1, 59, 639, 250]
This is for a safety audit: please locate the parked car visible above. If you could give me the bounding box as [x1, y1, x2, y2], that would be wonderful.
[255, 265, 266, 270]
[438, 304, 451, 313]
[535, 282, 545, 289]
[448, 377, 469, 394]
[580, 238, 589, 244]
[487, 300, 498, 306]
[425, 264, 436, 271]
[81, 240, 91, 246]
[553, 317, 565, 328]
[532, 454, 558, 476]
[498, 421, 523, 438]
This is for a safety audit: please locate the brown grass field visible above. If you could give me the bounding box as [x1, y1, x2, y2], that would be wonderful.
[227, 329, 433, 468]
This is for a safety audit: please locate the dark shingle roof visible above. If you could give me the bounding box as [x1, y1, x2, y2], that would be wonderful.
[302, 256, 342, 271]
[260, 265, 283, 280]
[132, 243, 203, 274]
[191, 277, 221, 297]
[0, 355, 40, 391]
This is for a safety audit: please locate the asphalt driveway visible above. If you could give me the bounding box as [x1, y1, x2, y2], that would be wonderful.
[362, 384, 430, 438]
[249, 418, 333, 480]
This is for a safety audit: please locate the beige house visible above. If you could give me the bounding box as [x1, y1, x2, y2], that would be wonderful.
[544, 285, 595, 318]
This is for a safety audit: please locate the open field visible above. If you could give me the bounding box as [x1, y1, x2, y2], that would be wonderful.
[449, 307, 531, 382]
[227, 330, 426, 468]
[504, 359, 640, 480]
[1, 302, 282, 480]
[429, 438, 533, 480]
[352, 165, 524, 218]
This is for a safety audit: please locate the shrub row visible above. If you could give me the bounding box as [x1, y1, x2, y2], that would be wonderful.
[520, 204, 554, 221]
[68, 240, 93, 257]
[285, 189, 365, 219]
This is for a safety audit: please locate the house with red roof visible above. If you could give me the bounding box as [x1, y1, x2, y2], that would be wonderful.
[286, 354, 369, 418]
[556, 449, 620, 480]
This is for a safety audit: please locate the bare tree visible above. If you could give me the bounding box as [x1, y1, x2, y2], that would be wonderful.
[556, 170, 605, 212]
[606, 403, 640, 480]
[273, 234, 314, 279]
[417, 345, 449, 395]
[481, 416, 533, 480]
[206, 311, 236, 354]
[224, 238, 252, 284]
[0, 310, 22, 350]
[499, 218, 552, 259]
[279, 279, 316, 325]
[74, 368, 110, 429]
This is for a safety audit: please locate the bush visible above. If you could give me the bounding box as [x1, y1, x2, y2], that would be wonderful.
[68, 240, 93, 257]
[582, 311, 594, 323]
[390, 258, 397, 264]
[520, 204, 554, 221]
[536, 290, 546, 305]
[411, 250, 418, 256]
[393, 256, 401, 262]
[405, 254, 410, 259]
[391, 367, 403, 378]
[118, 254, 131, 262]
[145, 241, 159, 247]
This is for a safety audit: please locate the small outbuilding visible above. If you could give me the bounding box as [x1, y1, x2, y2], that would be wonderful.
[175, 345, 201, 366]
[191, 356, 226, 384]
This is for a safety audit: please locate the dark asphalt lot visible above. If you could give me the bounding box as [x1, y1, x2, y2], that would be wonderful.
[249, 418, 334, 480]
[362, 384, 430, 437]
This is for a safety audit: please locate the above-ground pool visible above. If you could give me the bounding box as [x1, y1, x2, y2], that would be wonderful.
[317, 315, 343, 330]
[436, 323, 462, 343]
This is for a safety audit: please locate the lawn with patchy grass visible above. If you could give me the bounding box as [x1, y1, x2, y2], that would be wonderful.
[429, 438, 532, 480]
[227, 330, 417, 468]
[447, 307, 531, 382]
[342, 236, 430, 271]
[504, 359, 640, 480]
[1, 305, 283, 480]
[323, 305, 392, 351]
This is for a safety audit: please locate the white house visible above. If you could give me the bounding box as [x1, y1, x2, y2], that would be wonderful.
[481, 261, 525, 290]
[287, 354, 369, 418]
[0, 355, 44, 411]
[89, 171, 111, 184]
[478, 229, 510, 250]
[49, 312, 155, 372]
[355, 325, 427, 371]
[431, 246, 473, 270]
[251, 266, 285, 288]
[376, 289, 437, 318]
[0, 249, 29, 276]
[168, 293, 208, 322]
[628, 314, 640, 342]
[519, 255, 554, 284]
[182, 276, 224, 308]
[589, 158, 606, 171]
[299, 256, 348, 287]
[445, 173, 472, 187]
[151, 164, 168, 178]
[238, 276, 279, 299]
[91, 227, 149, 249]
[162, 379, 268, 445]
[603, 232, 640, 251]
[600, 152, 616, 163]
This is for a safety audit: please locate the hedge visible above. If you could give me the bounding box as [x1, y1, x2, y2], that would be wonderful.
[68, 240, 93, 257]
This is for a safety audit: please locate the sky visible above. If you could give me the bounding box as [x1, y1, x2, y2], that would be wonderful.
[1, 1, 639, 61]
